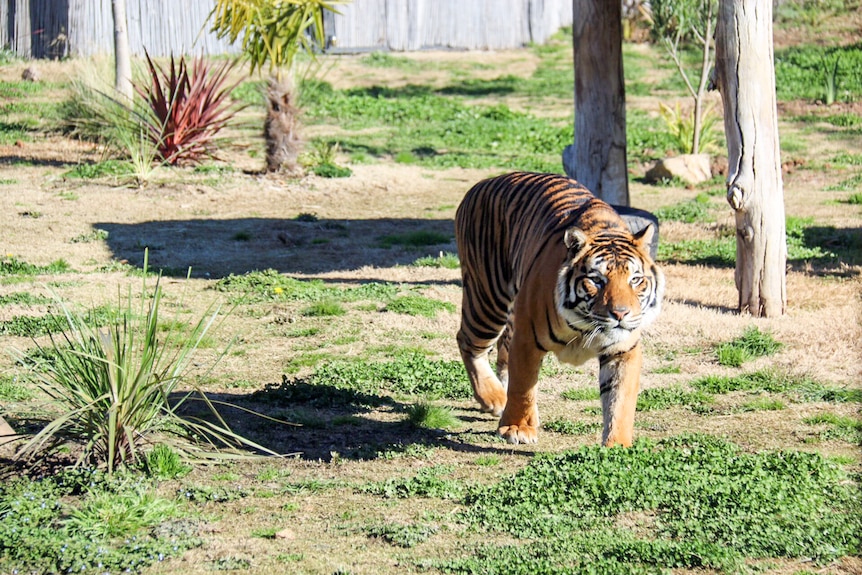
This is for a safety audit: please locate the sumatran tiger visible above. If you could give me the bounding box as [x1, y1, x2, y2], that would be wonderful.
[455, 172, 665, 447]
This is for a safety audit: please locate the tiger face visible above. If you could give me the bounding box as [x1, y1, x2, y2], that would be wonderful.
[556, 225, 664, 350]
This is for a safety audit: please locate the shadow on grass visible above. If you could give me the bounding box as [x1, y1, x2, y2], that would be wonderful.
[182, 381, 525, 462]
[95, 217, 457, 278]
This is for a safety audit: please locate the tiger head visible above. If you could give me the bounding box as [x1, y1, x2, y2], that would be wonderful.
[556, 224, 664, 350]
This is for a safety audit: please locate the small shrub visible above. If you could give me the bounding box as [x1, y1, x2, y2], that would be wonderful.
[136, 52, 242, 165]
[13, 260, 272, 473]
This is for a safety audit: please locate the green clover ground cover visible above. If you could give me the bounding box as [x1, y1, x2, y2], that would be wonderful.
[444, 435, 860, 574]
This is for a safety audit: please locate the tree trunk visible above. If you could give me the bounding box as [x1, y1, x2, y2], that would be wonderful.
[111, 0, 133, 102]
[563, 0, 629, 206]
[264, 76, 302, 173]
[714, 0, 786, 317]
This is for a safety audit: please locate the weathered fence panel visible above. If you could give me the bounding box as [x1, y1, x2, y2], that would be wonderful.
[1, 0, 573, 59]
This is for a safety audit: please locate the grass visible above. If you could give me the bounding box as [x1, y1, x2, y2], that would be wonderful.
[378, 230, 452, 248]
[407, 402, 459, 430]
[636, 386, 714, 412]
[0, 256, 71, 277]
[691, 370, 861, 403]
[0, 470, 198, 574]
[715, 326, 783, 367]
[215, 270, 398, 304]
[455, 435, 861, 573]
[411, 252, 460, 269]
[543, 418, 602, 436]
[654, 194, 713, 223]
[384, 294, 455, 318]
[288, 350, 470, 400]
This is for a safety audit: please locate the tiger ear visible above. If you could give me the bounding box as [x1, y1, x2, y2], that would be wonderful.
[632, 223, 656, 253]
[564, 227, 590, 260]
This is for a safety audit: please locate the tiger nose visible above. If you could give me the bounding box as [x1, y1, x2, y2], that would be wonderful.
[610, 306, 629, 321]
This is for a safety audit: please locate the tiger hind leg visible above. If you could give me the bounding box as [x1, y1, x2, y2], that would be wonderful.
[457, 324, 508, 417]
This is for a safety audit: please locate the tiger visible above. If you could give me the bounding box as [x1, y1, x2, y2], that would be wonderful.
[455, 172, 664, 447]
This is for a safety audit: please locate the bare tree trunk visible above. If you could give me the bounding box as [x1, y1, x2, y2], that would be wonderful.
[111, 0, 133, 102]
[715, 0, 786, 317]
[563, 0, 629, 206]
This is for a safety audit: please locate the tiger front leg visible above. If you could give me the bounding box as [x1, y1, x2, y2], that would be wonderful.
[599, 343, 643, 447]
[497, 331, 545, 444]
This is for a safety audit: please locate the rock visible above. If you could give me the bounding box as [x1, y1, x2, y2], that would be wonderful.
[645, 154, 712, 185]
[21, 67, 40, 82]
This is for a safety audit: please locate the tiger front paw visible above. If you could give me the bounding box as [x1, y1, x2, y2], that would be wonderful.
[497, 423, 538, 444]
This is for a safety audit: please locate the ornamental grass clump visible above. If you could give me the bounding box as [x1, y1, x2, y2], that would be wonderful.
[13, 257, 272, 473]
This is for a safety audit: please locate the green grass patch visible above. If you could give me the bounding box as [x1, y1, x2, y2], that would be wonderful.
[275, 350, 469, 401]
[365, 522, 438, 548]
[0, 256, 70, 277]
[561, 388, 600, 401]
[775, 42, 862, 103]
[636, 386, 713, 412]
[378, 230, 451, 248]
[362, 465, 465, 500]
[407, 402, 459, 430]
[454, 435, 860, 573]
[654, 194, 713, 223]
[803, 413, 862, 444]
[738, 397, 786, 412]
[657, 236, 736, 267]
[215, 270, 398, 304]
[411, 252, 460, 269]
[0, 305, 116, 337]
[0, 374, 35, 401]
[0, 292, 52, 306]
[0, 470, 198, 575]
[691, 370, 860, 403]
[715, 326, 783, 367]
[301, 300, 346, 317]
[63, 160, 133, 179]
[543, 418, 602, 436]
[384, 295, 455, 318]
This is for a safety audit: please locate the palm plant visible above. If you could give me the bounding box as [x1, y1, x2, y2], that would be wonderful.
[209, 0, 347, 173]
[13, 257, 276, 473]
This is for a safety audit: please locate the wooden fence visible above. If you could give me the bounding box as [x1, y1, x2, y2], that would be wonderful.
[0, 0, 572, 59]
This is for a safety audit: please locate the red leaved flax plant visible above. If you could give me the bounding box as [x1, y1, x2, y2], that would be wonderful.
[137, 52, 243, 165]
